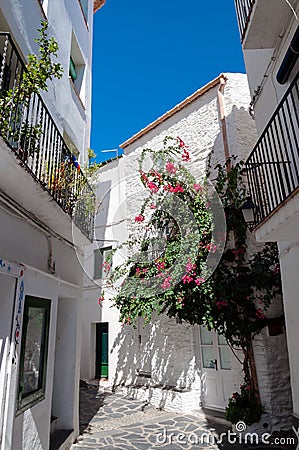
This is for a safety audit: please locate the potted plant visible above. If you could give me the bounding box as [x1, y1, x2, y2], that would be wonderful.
[226, 383, 263, 426]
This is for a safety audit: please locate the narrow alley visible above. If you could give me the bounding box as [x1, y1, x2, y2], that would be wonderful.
[71, 382, 296, 450]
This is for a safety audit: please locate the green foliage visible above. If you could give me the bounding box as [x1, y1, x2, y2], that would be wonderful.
[0, 21, 63, 156]
[107, 138, 281, 342]
[85, 148, 103, 178]
[226, 384, 263, 425]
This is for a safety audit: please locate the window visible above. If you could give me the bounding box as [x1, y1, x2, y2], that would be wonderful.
[78, 0, 88, 23]
[94, 247, 112, 279]
[69, 57, 77, 83]
[69, 33, 86, 107]
[17, 296, 51, 413]
[37, 0, 48, 16]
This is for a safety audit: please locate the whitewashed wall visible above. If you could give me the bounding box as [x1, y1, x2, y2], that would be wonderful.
[0, 0, 93, 164]
[240, 0, 298, 428]
[0, 1, 93, 449]
[243, 2, 299, 135]
[82, 157, 127, 381]
[83, 73, 292, 431]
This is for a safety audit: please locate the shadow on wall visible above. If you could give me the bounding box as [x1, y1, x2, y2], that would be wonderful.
[111, 314, 201, 410]
[108, 103, 259, 411]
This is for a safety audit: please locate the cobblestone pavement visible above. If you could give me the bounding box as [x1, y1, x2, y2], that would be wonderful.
[71, 382, 296, 450]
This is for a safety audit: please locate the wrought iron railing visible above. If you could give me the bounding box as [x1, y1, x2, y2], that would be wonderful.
[234, 0, 255, 42]
[0, 32, 95, 241]
[246, 73, 299, 227]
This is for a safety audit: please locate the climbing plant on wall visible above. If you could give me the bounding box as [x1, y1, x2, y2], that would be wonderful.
[102, 136, 282, 424]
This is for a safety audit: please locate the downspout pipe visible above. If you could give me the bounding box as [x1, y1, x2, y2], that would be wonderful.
[217, 75, 231, 173]
[277, 25, 299, 85]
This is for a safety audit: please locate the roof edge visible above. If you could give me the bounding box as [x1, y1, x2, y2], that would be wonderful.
[120, 74, 224, 149]
[94, 0, 106, 13]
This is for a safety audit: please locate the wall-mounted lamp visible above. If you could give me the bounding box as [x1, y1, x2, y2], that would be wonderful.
[241, 196, 256, 230]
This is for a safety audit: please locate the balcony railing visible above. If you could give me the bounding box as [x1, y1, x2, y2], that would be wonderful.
[246, 73, 299, 227]
[234, 0, 255, 42]
[0, 32, 95, 241]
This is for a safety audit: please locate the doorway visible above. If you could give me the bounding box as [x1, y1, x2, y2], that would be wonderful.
[95, 323, 108, 379]
[200, 326, 241, 410]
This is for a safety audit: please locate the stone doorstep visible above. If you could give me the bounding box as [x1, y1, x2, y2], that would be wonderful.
[50, 429, 75, 450]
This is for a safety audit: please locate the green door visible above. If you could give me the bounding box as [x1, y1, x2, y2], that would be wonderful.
[95, 323, 108, 379]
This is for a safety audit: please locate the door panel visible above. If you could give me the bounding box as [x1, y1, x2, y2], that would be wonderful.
[95, 323, 109, 379]
[200, 326, 241, 410]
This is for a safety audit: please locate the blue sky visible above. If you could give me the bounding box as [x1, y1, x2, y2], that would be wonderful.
[91, 0, 245, 162]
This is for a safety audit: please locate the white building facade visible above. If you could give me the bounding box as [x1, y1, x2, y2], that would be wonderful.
[82, 73, 292, 432]
[0, 0, 98, 448]
[234, 0, 299, 429]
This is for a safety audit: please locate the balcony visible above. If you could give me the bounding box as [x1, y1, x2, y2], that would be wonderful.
[234, 0, 293, 49]
[246, 73, 299, 238]
[0, 32, 94, 243]
[234, 0, 255, 43]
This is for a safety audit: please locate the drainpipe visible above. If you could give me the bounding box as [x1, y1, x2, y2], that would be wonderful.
[217, 75, 231, 173]
[217, 75, 261, 405]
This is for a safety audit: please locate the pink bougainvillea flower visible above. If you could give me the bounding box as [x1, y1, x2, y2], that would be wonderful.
[102, 261, 111, 273]
[273, 264, 280, 273]
[161, 276, 172, 289]
[150, 169, 162, 182]
[135, 214, 145, 223]
[216, 300, 228, 308]
[182, 274, 193, 284]
[206, 243, 217, 253]
[140, 170, 149, 182]
[182, 149, 190, 162]
[177, 136, 188, 148]
[147, 181, 159, 193]
[195, 277, 205, 285]
[163, 184, 174, 192]
[193, 183, 202, 192]
[255, 308, 265, 319]
[156, 261, 166, 271]
[165, 162, 177, 174]
[98, 296, 105, 306]
[173, 184, 184, 193]
[232, 248, 246, 257]
[150, 203, 156, 209]
[185, 259, 196, 273]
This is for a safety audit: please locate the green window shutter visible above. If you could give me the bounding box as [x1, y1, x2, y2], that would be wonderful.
[69, 57, 77, 82]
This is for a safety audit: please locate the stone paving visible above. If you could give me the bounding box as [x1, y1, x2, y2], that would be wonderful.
[71, 382, 296, 450]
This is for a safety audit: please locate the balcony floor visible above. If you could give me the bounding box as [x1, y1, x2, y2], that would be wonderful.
[254, 189, 299, 242]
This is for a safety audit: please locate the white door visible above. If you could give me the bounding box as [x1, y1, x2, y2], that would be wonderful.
[200, 326, 242, 410]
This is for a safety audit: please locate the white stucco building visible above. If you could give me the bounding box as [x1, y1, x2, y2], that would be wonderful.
[234, 0, 299, 429]
[82, 73, 292, 432]
[0, 0, 101, 448]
